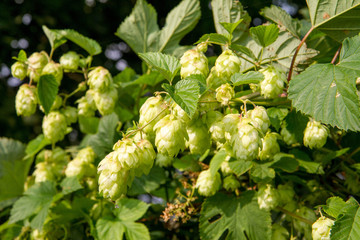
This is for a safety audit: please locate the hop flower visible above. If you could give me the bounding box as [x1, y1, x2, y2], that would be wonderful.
[136, 139, 156, 175]
[171, 102, 191, 123]
[303, 120, 328, 149]
[77, 147, 96, 164]
[77, 90, 97, 117]
[246, 106, 270, 134]
[222, 114, 241, 142]
[205, 111, 225, 145]
[312, 216, 334, 240]
[15, 84, 37, 116]
[113, 139, 142, 169]
[65, 160, 85, 178]
[198, 91, 218, 113]
[60, 51, 80, 71]
[27, 52, 48, 82]
[61, 107, 78, 125]
[153, 115, 188, 157]
[259, 132, 280, 161]
[223, 175, 240, 192]
[220, 155, 233, 175]
[186, 119, 211, 155]
[65, 147, 96, 178]
[196, 170, 221, 197]
[88, 66, 113, 93]
[180, 48, 209, 79]
[42, 61, 63, 85]
[11, 61, 27, 80]
[216, 83, 235, 105]
[36, 147, 69, 177]
[155, 153, 173, 167]
[33, 162, 55, 183]
[280, 124, 297, 146]
[139, 95, 168, 134]
[206, 67, 227, 89]
[257, 184, 279, 210]
[231, 117, 261, 161]
[42, 111, 67, 143]
[94, 86, 118, 115]
[259, 66, 286, 99]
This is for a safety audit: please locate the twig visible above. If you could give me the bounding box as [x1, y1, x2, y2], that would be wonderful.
[331, 45, 342, 64]
[276, 206, 313, 225]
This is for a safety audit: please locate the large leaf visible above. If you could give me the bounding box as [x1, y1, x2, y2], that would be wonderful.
[158, 0, 200, 52]
[123, 222, 150, 240]
[323, 197, 347, 219]
[231, 71, 264, 86]
[25, 134, 50, 158]
[209, 150, 227, 176]
[115, 198, 149, 222]
[42, 25, 67, 50]
[37, 74, 59, 115]
[229, 159, 253, 176]
[115, 0, 159, 54]
[59, 29, 101, 56]
[199, 192, 271, 240]
[307, 0, 360, 42]
[60, 176, 83, 195]
[96, 217, 125, 240]
[196, 33, 229, 46]
[249, 24, 279, 48]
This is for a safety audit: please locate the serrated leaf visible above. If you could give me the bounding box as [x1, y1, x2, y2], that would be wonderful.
[209, 150, 227, 176]
[115, 0, 159, 54]
[271, 153, 299, 172]
[25, 134, 50, 158]
[231, 71, 264, 86]
[307, 0, 360, 42]
[162, 79, 200, 117]
[251, 162, 275, 183]
[139, 52, 180, 82]
[158, 0, 200, 52]
[323, 197, 346, 218]
[231, 44, 256, 60]
[115, 198, 149, 222]
[59, 29, 101, 56]
[37, 74, 59, 115]
[96, 217, 125, 240]
[220, 19, 243, 35]
[60, 176, 83, 195]
[123, 222, 150, 240]
[200, 192, 271, 240]
[42, 25, 67, 50]
[17, 50, 27, 62]
[195, 33, 229, 45]
[266, 107, 289, 131]
[260, 5, 301, 38]
[184, 74, 207, 94]
[283, 111, 308, 143]
[128, 167, 166, 196]
[250, 24, 279, 48]
[229, 159, 253, 176]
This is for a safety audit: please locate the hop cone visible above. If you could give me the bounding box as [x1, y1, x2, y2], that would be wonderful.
[136, 139, 156, 175]
[65, 160, 85, 178]
[303, 120, 328, 149]
[77, 94, 97, 117]
[11, 61, 27, 80]
[312, 217, 334, 240]
[15, 84, 37, 116]
[205, 111, 225, 144]
[246, 106, 270, 134]
[88, 66, 113, 92]
[139, 95, 168, 134]
[37, 147, 69, 177]
[222, 114, 241, 142]
[196, 170, 221, 197]
[65, 147, 96, 178]
[94, 86, 118, 115]
[60, 51, 80, 71]
[42, 111, 67, 143]
[280, 124, 297, 146]
[113, 138, 142, 169]
[259, 66, 285, 99]
[42, 61, 63, 85]
[257, 184, 279, 210]
[172, 102, 191, 123]
[220, 155, 233, 175]
[186, 119, 211, 155]
[215, 83, 234, 105]
[33, 162, 55, 183]
[180, 48, 209, 79]
[27, 52, 48, 82]
[61, 107, 78, 125]
[259, 132, 280, 161]
[223, 175, 240, 191]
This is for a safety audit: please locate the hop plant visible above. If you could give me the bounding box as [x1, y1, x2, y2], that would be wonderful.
[61, 106, 78, 125]
[215, 83, 235, 105]
[259, 132, 280, 161]
[257, 184, 279, 210]
[113, 138, 142, 169]
[277, 183, 295, 206]
[312, 216, 334, 240]
[180, 48, 209, 79]
[27, 51, 48, 82]
[15, 84, 37, 116]
[153, 114, 188, 157]
[42, 61, 63, 85]
[65, 147, 96, 178]
[42, 111, 67, 143]
[280, 124, 297, 146]
[171, 102, 191, 123]
[65, 160, 85, 178]
[223, 175, 240, 192]
[198, 91, 218, 113]
[222, 113, 241, 142]
[36, 147, 69, 177]
[135, 139, 156, 175]
[259, 66, 286, 99]
[60, 51, 80, 71]
[220, 155, 233, 175]
[94, 86, 118, 115]
[87, 66, 113, 92]
[186, 118, 211, 155]
[77, 90, 97, 117]
[11, 61, 27, 80]
[303, 120, 328, 149]
[155, 153, 173, 167]
[205, 111, 225, 145]
[271, 224, 289, 240]
[33, 162, 55, 183]
[139, 95, 168, 134]
[196, 170, 221, 197]
[246, 106, 270, 134]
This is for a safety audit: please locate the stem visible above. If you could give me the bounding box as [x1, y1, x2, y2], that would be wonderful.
[63, 86, 82, 107]
[347, 146, 360, 161]
[276, 206, 313, 225]
[331, 45, 342, 64]
[237, 54, 257, 66]
[49, 48, 55, 60]
[287, 26, 314, 82]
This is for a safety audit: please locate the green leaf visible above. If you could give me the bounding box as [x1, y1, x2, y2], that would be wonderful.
[17, 50, 27, 62]
[60, 176, 83, 195]
[200, 192, 271, 240]
[115, 0, 159, 54]
[231, 71, 264, 86]
[25, 134, 50, 158]
[231, 44, 256, 60]
[113, 67, 138, 85]
[115, 198, 149, 222]
[123, 222, 150, 240]
[260, 5, 301, 38]
[291, 149, 324, 174]
[307, 1, 360, 42]
[283, 111, 308, 143]
[9, 182, 56, 230]
[37, 74, 59, 115]
[42, 25, 67, 50]
[184, 74, 207, 94]
[173, 155, 201, 172]
[319, 148, 350, 165]
[158, 0, 201, 52]
[330, 197, 360, 239]
[266, 107, 288, 131]
[250, 162, 275, 183]
[162, 79, 200, 117]
[139, 52, 180, 82]
[78, 116, 99, 134]
[96, 217, 125, 240]
[250, 24, 279, 48]
[220, 20, 243, 35]
[229, 159, 253, 176]
[59, 29, 101, 56]
[323, 197, 346, 218]
[122, 72, 164, 88]
[128, 167, 166, 196]
[271, 153, 299, 173]
[196, 33, 229, 45]
[209, 150, 227, 176]
[0, 138, 28, 201]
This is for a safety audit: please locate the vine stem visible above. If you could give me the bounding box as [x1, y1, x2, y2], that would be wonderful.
[276, 207, 313, 225]
[331, 45, 342, 64]
[287, 26, 314, 82]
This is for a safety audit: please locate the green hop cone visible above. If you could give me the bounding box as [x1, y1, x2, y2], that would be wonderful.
[259, 66, 286, 99]
[33, 162, 55, 183]
[246, 106, 270, 134]
[206, 67, 226, 89]
[215, 83, 234, 105]
[65, 160, 85, 178]
[257, 184, 279, 210]
[271, 224, 289, 240]
[27, 51, 48, 82]
[198, 90, 218, 113]
[222, 113, 241, 142]
[37, 147, 69, 177]
[186, 118, 211, 155]
[65, 147, 96, 178]
[42, 111, 67, 143]
[139, 95, 168, 134]
[259, 132, 280, 161]
[87, 66, 113, 93]
[76, 147, 96, 164]
[180, 48, 209, 79]
[220, 155, 233, 175]
[42, 61, 63, 85]
[231, 117, 261, 161]
[136, 139, 156, 175]
[11, 61, 27, 80]
[171, 102, 191, 123]
[196, 170, 221, 197]
[94, 86, 118, 115]
[61, 106, 78, 125]
[60, 51, 80, 71]
[312, 216, 334, 240]
[303, 120, 328, 149]
[15, 84, 37, 116]
[280, 124, 297, 146]
[153, 114, 188, 157]
[205, 111, 225, 145]
[113, 138, 141, 169]
[155, 153, 173, 167]
[77, 90, 97, 117]
[223, 175, 240, 192]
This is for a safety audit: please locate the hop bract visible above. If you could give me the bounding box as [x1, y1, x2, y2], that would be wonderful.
[222, 114, 241, 142]
[180, 48, 209, 79]
[196, 170, 221, 197]
[259, 66, 286, 99]
[42, 111, 67, 143]
[205, 111, 225, 145]
[27, 52, 48, 82]
[61, 107, 78, 125]
[171, 102, 191, 123]
[186, 118, 211, 155]
[259, 132, 280, 161]
[15, 84, 37, 116]
[88, 66, 113, 92]
[223, 175, 240, 192]
[139, 95, 168, 134]
[60, 51, 80, 71]
[312, 216, 334, 240]
[257, 184, 279, 210]
[198, 91, 218, 113]
[303, 120, 328, 149]
[94, 86, 118, 115]
[113, 138, 142, 169]
[215, 83, 234, 105]
[246, 106, 270, 134]
[42, 61, 63, 85]
[11, 61, 27, 80]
